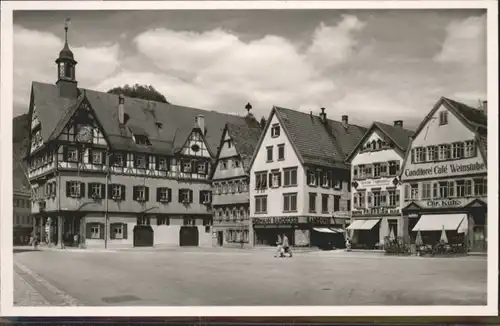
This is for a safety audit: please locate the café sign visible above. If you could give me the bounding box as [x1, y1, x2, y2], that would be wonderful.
[253, 216, 331, 225]
[403, 161, 485, 179]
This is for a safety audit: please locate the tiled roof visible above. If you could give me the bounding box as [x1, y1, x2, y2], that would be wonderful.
[226, 117, 262, 170]
[32, 82, 257, 157]
[275, 106, 366, 169]
[443, 97, 487, 128]
[373, 122, 414, 151]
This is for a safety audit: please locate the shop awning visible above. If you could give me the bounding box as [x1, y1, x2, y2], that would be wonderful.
[313, 228, 336, 233]
[330, 228, 345, 233]
[346, 219, 380, 230]
[412, 214, 467, 232]
[358, 219, 380, 230]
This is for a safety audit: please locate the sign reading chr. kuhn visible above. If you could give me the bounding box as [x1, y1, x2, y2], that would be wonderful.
[404, 162, 485, 178]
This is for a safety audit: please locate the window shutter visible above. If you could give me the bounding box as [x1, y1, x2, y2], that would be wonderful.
[99, 223, 105, 240]
[86, 223, 92, 239]
[180, 160, 184, 172]
[80, 182, 85, 198]
[102, 152, 107, 166]
[268, 173, 273, 187]
[88, 183, 93, 198]
[145, 156, 150, 169]
[88, 149, 93, 164]
[121, 185, 126, 200]
[110, 223, 116, 239]
[199, 190, 203, 204]
[133, 186, 137, 200]
[204, 161, 209, 174]
[404, 184, 410, 199]
[101, 184, 106, 199]
[145, 186, 150, 201]
[123, 223, 128, 239]
[178, 189, 182, 203]
[367, 193, 372, 206]
[62, 147, 68, 161]
[189, 189, 193, 203]
[411, 149, 415, 163]
[166, 158, 171, 171]
[278, 172, 282, 187]
[66, 181, 71, 197]
[167, 188, 172, 202]
[155, 156, 160, 170]
[53, 182, 57, 196]
[306, 171, 311, 185]
[109, 153, 115, 167]
[108, 184, 112, 199]
[156, 188, 160, 202]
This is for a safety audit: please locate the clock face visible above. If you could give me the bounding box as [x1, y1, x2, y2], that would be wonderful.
[76, 125, 93, 143]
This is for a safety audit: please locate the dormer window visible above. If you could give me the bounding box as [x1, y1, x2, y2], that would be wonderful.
[134, 135, 151, 146]
[271, 123, 280, 138]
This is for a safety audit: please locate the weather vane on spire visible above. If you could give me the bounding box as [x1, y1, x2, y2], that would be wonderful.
[64, 18, 71, 43]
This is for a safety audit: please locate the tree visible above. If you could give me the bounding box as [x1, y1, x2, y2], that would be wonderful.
[259, 116, 266, 129]
[107, 84, 169, 104]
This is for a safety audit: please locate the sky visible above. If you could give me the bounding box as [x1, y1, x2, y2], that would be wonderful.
[13, 9, 487, 128]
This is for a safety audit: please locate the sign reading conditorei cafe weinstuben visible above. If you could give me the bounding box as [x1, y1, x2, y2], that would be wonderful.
[403, 161, 485, 180]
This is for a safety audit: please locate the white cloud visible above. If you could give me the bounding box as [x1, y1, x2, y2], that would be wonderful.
[307, 15, 367, 69]
[13, 24, 121, 114]
[128, 15, 365, 118]
[434, 15, 486, 64]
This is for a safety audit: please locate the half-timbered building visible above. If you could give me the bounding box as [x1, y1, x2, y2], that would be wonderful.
[26, 23, 260, 249]
[211, 105, 262, 248]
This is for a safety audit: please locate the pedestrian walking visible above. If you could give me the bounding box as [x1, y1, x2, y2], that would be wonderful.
[274, 235, 282, 257]
[282, 234, 292, 258]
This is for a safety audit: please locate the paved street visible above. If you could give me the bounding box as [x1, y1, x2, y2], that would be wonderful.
[14, 248, 487, 306]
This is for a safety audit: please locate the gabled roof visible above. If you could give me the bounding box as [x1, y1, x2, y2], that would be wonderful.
[346, 121, 414, 162]
[413, 96, 487, 137]
[226, 118, 262, 170]
[249, 106, 367, 171]
[30, 81, 257, 157]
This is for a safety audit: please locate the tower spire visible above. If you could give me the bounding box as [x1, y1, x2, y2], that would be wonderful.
[55, 17, 78, 98]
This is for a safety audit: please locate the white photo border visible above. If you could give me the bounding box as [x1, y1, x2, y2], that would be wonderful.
[1, 0, 498, 317]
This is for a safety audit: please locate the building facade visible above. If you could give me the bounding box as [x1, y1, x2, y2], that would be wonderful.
[211, 113, 262, 248]
[400, 97, 487, 252]
[345, 121, 413, 249]
[26, 24, 259, 249]
[248, 106, 366, 248]
[14, 191, 33, 245]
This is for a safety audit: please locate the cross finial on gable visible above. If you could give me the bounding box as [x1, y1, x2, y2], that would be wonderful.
[245, 102, 252, 114]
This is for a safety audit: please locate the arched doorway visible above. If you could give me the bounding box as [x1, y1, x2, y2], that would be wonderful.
[179, 226, 199, 246]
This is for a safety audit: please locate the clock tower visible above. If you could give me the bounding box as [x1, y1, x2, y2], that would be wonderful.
[55, 18, 78, 99]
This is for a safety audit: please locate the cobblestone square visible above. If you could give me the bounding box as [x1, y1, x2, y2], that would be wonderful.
[14, 248, 487, 306]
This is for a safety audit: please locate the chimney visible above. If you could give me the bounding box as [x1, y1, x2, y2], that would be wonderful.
[393, 120, 403, 128]
[482, 100, 487, 116]
[195, 114, 205, 134]
[341, 115, 348, 128]
[319, 107, 327, 123]
[118, 94, 125, 125]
